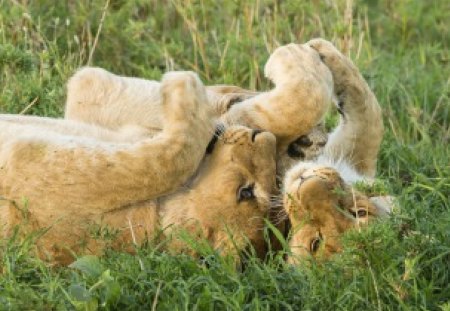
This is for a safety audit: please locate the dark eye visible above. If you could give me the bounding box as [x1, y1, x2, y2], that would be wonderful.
[357, 209, 368, 217]
[237, 185, 255, 202]
[310, 236, 322, 253]
[351, 209, 368, 218]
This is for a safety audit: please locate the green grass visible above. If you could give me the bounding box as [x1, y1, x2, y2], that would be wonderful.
[1, 0, 449, 310]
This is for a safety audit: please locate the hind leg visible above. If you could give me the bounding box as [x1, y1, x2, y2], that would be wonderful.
[65, 67, 258, 130]
[308, 39, 383, 178]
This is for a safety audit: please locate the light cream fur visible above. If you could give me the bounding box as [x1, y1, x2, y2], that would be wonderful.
[276, 123, 328, 176]
[1, 72, 277, 265]
[63, 39, 387, 263]
[3, 38, 388, 265]
[63, 43, 335, 261]
[308, 38, 384, 178]
[282, 39, 388, 262]
[64, 43, 334, 172]
[64, 68, 257, 136]
[221, 43, 333, 151]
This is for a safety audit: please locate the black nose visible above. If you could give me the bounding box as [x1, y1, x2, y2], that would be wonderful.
[251, 129, 264, 142]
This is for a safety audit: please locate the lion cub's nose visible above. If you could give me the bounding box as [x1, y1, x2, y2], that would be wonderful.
[312, 168, 341, 184]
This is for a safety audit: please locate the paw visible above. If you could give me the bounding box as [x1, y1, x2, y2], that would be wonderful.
[161, 71, 212, 122]
[264, 43, 323, 85]
[307, 38, 373, 117]
[68, 67, 111, 91]
[286, 125, 328, 160]
[307, 39, 350, 72]
[307, 39, 340, 58]
[284, 164, 343, 199]
[309, 167, 343, 185]
[66, 67, 113, 114]
[307, 39, 359, 92]
[161, 71, 205, 106]
[284, 169, 341, 218]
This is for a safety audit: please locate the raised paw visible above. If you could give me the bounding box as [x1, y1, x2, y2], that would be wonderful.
[160, 71, 214, 127]
[307, 39, 359, 92]
[307, 38, 372, 114]
[286, 125, 328, 160]
[277, 124, 328, 176]
[67, 67, 112, 95]
[307, 39, 383, 178]
[264, 43, 328, 86]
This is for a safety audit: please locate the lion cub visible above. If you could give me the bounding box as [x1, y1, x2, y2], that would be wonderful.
[282, 39, 392, 262]
[0, 72, 276, 265]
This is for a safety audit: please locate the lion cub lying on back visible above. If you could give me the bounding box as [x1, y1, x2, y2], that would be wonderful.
[0, 72, 276, 265]
[282, 39, 392, 262]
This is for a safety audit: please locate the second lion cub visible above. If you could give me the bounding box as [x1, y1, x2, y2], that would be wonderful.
[0, 72, 276, 265]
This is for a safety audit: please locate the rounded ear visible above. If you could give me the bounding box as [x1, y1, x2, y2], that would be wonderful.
[369, 196, 396, 217]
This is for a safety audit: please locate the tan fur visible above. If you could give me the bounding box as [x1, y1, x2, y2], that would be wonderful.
[222, 43, 333, 151]
[62, 44, 335, 261]
[63, 40, 385, 263]
[64, 43, 334, 173]
[284, 166, 380, 263]
[0, 72, 277, 264]
[282, 39, 388, 262]
[277, 123, 328, 175]
[3, 38, 387, 264]
[308, 38, 383, 178]
[64, 68, 257, 134]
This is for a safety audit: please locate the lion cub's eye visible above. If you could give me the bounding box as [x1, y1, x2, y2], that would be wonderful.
[351, 209, 368, 218]
[310, 233, 323, 253]
[237, 184, 255, 202]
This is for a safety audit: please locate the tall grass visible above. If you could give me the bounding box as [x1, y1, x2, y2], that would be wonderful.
[1, 0, 449, 310]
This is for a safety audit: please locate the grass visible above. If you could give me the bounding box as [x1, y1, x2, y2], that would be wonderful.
[0, 0, 449, 310]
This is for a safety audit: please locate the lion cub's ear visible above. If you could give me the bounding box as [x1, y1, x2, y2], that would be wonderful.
[369, 196, 396, 217]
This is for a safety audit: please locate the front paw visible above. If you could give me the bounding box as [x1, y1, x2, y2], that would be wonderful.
[307, 38, 375, 117]
[286, 125, 328, 160]
[264, 43, 324, 85]
[307, 39, 359, 92]
[161, 71, 214, 127]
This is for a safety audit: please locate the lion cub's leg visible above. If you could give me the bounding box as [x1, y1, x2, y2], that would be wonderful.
[100, 71, 216, 200]
[65, 67, 258, 130]
[1, 71, 215, 213]
[308, 39, 383, 178]
[65, 67, 163, 134]
[222, 43, 334, 150]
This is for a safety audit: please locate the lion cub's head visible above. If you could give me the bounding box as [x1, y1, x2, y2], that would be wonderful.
[282, 161, 392, 263]
[163, 125, 277, 259]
